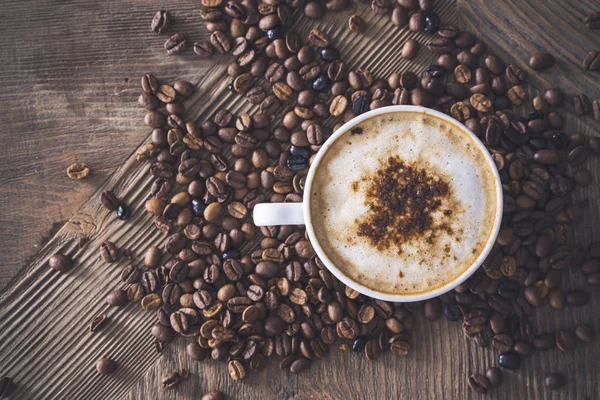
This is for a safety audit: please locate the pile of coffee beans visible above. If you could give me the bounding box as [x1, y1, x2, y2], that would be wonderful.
[40, 0, 597, 395]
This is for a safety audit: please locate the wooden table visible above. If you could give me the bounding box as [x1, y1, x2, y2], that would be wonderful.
[0, 0, 598, 398]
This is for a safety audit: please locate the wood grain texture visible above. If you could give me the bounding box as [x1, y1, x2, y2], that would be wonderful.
[0, 0, 218, 288]
[0, 0, 599, 399]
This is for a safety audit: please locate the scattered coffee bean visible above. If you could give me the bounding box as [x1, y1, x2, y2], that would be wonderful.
[96, 357, 118, 375]
[48, 253, 73, 272]
[348, 15, 363, 33]
[498, 351, 520, 370]
[585, 12, 600, 30]
[66, 163, 90, 180]
[117, 204, 132, 220]
[486, 367, 503, 388]
[574, 93, 592, 115]
[151, 10, 170, 34]
[165, 33, 187, 55]
[529, 52, 554, 70]
[545, 373, 566, 390]
[161, 371, 181, 390]
[89, 313, 108, 333]
[202, 391, 225, 400]
[468, 373, 490, 394]
[101, 190, 120, 211]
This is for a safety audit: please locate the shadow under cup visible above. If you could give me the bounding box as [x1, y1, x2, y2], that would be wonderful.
[254, 105, 503, 302]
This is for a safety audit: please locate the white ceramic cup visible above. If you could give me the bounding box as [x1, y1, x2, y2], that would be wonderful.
[253, 105, 503, 302]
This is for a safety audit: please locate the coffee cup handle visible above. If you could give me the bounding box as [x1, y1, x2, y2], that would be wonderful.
[253, 203, 305, 226]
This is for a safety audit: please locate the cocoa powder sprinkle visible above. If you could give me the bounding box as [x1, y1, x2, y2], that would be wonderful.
[356, 156, 454, 253]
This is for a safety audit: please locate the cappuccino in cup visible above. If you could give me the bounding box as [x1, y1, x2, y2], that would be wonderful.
[309, 111, 500, 296]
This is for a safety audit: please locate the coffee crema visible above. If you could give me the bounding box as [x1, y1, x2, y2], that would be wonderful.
[309, 111, 499, 295]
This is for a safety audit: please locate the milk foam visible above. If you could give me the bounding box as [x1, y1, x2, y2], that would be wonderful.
[310, 112, 498, 295]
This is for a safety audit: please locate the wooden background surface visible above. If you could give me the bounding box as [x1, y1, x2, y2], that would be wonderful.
[0, 0, 599, 399]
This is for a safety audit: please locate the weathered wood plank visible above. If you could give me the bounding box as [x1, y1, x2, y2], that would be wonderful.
[0, 0, 599, 399]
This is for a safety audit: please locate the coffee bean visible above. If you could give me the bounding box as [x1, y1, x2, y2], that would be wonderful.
[486, 367, 503, 388]
[574, 93, 592, 115]
[498, 351, 520, 370]
[308, 29, 329, 47]
[484, 55, 505, 75]
[583, 50, 600, 71]
[593, 99, 600, 121]
[585, 12, 600, 30]
[165, 33, 187, 55]
[211, 31, 231, 54]
[106, 289, 128, 306]
[428, 37, 454, 54]
[201, 391, 225, 400]
[470, 93, 492, 112]
[401, 39, 419, 59]
[348, 15, 363, 33]
[408, 10, 425, 31]
[96, 357, 118, 375]
[453, 64, 471, 83]
[505, 64, 526, 85]
[574, 323, 595, 342]
[555, 330, 575, 351]
[151, 10, 170, 34]
[565, 289, 589, 306]
[228, 360, 246, 380]
[321, 47, 340, 62]
[89, 313, 108, 333]
[352, 95, 370, 115]
[508, 85, 527, 105]
[101, 191, 120, 212]
[545, 373, 566, 390]
[161, 371, 182, 390]
[468, 374, 490, 393]
[423, 12, 440, 33]
[47, 252, 73, 273]
[529, 52, 554, 70]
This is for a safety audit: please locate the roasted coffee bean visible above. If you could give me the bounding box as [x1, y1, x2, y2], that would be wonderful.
[161, 371, 181, 390]
[201, 391, 225, 400]
[555, 330, 575, 351]
[89, 313, 108, 333]
[586, 11, 600, 30]
[565, 289, 589, 306]
[486, 367, 503, 388]
[308, 29, 329, 47]
[400, 39, 419, 59]
[485, 55, 505, 75]
[423, 12, 440, 33]
[142, 73, 159, 94]
[498, 351, 520, 370]
[194, 41, 215, 57]
[348, 15, 363, 33]
[583, 50, 600, 71]
[545, 373, 566, 390]
[468, 374, 490, 394]
[508, 85, 527, 105]
[574, 323, 595, 342]
[427, 37, 454, 54]
[321, 47, 340, 62]
[165, 33, 187, 55]
[529, 52, 554, 70]
[96, 357, 118, 375]
[574, 93, 592, 115]
[48, 253, 73, 272]
[211, 31, 232, 54]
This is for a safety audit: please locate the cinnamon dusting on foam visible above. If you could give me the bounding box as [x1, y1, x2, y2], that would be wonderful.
[356, 156, 455, 254]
